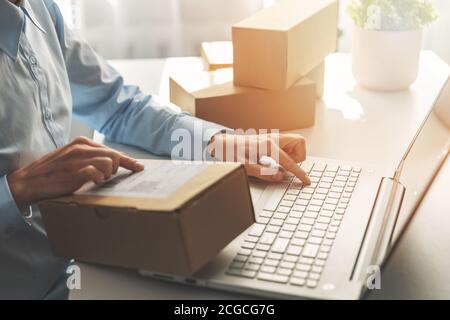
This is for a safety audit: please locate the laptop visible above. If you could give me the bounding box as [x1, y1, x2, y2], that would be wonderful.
[141, 76, 450, 299]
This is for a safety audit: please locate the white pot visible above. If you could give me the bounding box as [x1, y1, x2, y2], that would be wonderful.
[352, 26, 422, 91]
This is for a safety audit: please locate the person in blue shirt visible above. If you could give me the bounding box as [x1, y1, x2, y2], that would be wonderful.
[0, 0, 310, 299]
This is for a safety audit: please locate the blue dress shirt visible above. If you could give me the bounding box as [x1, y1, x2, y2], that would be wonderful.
[0, 0, 225, 299]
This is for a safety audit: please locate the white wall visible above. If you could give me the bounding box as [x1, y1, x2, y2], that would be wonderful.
[56, 0, 450, 64]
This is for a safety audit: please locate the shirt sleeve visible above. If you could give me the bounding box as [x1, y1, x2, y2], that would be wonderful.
[0, 175, 29, 234]
[46, 2, 227, 160]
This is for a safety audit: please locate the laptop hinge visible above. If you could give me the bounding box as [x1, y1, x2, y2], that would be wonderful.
[351, 177, 405, 285]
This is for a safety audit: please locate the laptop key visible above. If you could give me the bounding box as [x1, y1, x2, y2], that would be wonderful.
[290, 278, 306, 287]
[277, 268, 292, 276]
[283, 195, 297, 201]
[293, 271, 308, 279]
[302, 218, 315, 225]
[253, 251, 267, 258]
[264, 259, 279, 267]
[280, 200, 294, 207]
[260, 266, 276, 273]
[296, 264, 311, 271]
[259, 210, 274, 218]
[274, 212, 288, 220]
[257, 272, 289, 284]
[271, 238, 290, 253]
[283, 224, 297, 232]
[248, 257, 264, 264]
[227, 269, 256, 278]
[316, 188, 329, 194]
[287, 189, 300, 196]
[302, 244, 319, 258]
[256, 244, 271, 251]
[291, 238, 306, 246]
[268, 252, 283, 260]
[287, 245, 302, 256]
[315, 259, 326, 267]
[279, 231, 294, 239]
[309, 273, 321, 280]
[277, 207, 290, 213]
[259, 232, 276, 245]
[304, 211, 319, 219]
[313, 193, 326, 200]
[270, 218, 284, 226]
[298, 224, 312, 232]
[306, 280, 318, 288]
[242, 242, 256, 249]
[328, 192, 341, 199]
[308, 237, 322, 245]
[266, 225, 281, 233]
[314, 223, 328, 231]
[234, 254, 248, 262]
[246, 235, 259, 243]
[245, 263, 260, 271]
[256, 217, 270, 224]
[249, 224, 265, 237]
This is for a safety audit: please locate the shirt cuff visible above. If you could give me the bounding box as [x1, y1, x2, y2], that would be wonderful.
[0, 175, 31, 234]
[170, 112, 233, 161]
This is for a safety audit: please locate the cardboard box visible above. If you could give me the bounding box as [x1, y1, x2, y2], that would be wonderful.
[232, 0, 338, 91]
[170, 67, 316, 131]
[39, 160, 255, 276]
[200, 42, 325, 98]
[201, 41, 233, 71]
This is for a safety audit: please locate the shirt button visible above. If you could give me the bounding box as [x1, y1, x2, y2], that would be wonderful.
[44, 109, 52, 120]
[30, 56, 37, 65]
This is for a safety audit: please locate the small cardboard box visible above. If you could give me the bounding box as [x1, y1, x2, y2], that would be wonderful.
[39, 160, 255, 276]
[170, 67, 316, 131]
[200, 42, 325, 98]
[232, 0, 337, 91]
[201, 41, 233, 71]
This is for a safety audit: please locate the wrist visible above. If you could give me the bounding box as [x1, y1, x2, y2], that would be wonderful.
[207, 132, 229, 158]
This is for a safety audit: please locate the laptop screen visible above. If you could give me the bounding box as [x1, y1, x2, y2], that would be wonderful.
[391, 77, 450, 242]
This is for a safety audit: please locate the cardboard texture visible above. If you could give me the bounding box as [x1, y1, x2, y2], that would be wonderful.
[232, 0, 337, 91]
[201, 41, 233, 71]
[39, 161, 255, 276]
[170, 67, 316, 131]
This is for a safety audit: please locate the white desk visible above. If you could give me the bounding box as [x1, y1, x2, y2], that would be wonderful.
[70, 52, 450, 299]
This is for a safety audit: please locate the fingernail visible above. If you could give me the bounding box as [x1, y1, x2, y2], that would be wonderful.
[135, 162, 145, 170]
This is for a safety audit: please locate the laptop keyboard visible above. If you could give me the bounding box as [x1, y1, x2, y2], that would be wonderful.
[226, 161, 361, 289]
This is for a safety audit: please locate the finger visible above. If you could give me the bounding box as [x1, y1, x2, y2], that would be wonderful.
[70, 137, 144, 172]
[77, 165, 105, 185]
[66, 145, 144, 172]
[268, 141, 311, 185]
[79, 157, 114, 180]
[278, 134, 307, 163]
[118, 155, 145, 172]
[245, 164, 284, 182]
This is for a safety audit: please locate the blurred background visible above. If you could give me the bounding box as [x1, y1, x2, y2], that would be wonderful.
[54, 0, 450, 63]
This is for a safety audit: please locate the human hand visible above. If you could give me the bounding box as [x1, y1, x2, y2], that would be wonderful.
[7, 137, 144, 209]
[207, 132, 311, 184]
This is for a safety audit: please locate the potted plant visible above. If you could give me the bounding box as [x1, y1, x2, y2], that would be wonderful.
[347, 0, 437, 91]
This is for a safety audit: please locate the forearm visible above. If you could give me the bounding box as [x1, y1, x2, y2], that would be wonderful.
[99, 93, 227, 160]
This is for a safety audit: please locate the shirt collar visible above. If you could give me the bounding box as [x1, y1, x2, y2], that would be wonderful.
[0, 0, 46, 60]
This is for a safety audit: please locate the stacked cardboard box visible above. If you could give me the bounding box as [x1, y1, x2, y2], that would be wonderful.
[171, 0, 338, 131]
[201, 41, 234, 71]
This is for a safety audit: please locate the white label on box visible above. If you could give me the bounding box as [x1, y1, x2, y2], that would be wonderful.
[77, 160, 210, 198]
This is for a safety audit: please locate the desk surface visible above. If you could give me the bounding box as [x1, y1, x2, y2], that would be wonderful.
[71, 52, 450, 299]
